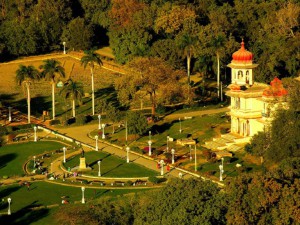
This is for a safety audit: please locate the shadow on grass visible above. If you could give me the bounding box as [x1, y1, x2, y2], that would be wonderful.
[89, 154, 111, 167]
[0, 153, 17, 170]
[102, 163, 124, 177]
[0, 186, 22, 210]
[0, 201, 49, 225]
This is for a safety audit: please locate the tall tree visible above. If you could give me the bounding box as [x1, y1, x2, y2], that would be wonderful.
[15, 65, 40, 123]
[60, 79, 84, 118]
[80, 49, 102, 116]
[39, 59, 65, 120]
[176, 32, 197, 87]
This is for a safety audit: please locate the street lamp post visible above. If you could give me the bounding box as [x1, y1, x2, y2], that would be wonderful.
[149, 131, 151, 141]
[179, 118, 182, 133]
[189, 145, 192, 161]
[148, 140, 152, 156]
[159, 160, 165, 176]
[8, 107, 12, 122]
[63, 42, 66, 54]
[171, 149, 175, 164]
[81, 187, 85, 204]
[33, 156, 36, 169]
[98, 160, 101, 177]
[95, 135, 99, 151]
[7, 198, 11, 215]
[126, 146, 130, 163]
[98, 115, 101, 130]
[219, 164, 224, 181]
[194, 145, 197, 171]
[221, 157, 224, 168]
[34, 126, 37, 142]
[166, 136, 169, 152]
[101, 124, 106, 139]
[63, 147, 66, 163]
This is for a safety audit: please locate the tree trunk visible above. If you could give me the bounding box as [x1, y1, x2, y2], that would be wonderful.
[112, 124, 115, 134]
[187, 52, 191, 86]
[150, 92, 155, 116]
[72, 99, 76, 117]
[217, 52, 220, 98]
[26, 84, 31, 124]
[90, 67, 95, 116]
[52, 82, 56, 120]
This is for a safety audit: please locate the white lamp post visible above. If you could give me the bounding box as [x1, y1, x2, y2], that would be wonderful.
[34, 126, 37, 142]
[148, 140, 152, 156]
[189, 144, 192, 161]
[221, 157, 224, 167]
[101, 124, 106, 139]
[166, 136, 169, 152]
[194, 145, 197, 171]
[8, 107, 12, 122]
[98, 114, 101, 129]
[171, 149, 175, 164]
[63, 147, 66, 163]
[125, 119, 128, 145]
[33, 156, 36, 169]
[149, 131, 151, 141]
[179, 118, 182, 133]
[81, 186, 85, 204]
[7, 198, 11, 215]
[219, 164, 224, 181]
[98, 160, 101, 177]
[126, 146, 130, 163]
[95, 135, 99, 151]
[63, 42, 66, 54]
[159, 160, 165, 176]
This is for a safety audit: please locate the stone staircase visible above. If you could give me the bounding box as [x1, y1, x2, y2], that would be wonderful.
[203, 133, 250, 152]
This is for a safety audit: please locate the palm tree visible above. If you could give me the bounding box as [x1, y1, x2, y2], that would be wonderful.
[39, 59, 65, 120]
[210, 34, 225, 99]
[80, 49, 103, 116]
[177, 33, 197, 86]
[60, 79, 84, 118]
[15, 65, 40, 123]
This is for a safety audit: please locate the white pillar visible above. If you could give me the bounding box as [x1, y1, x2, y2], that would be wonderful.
[126, 146, 130, 163]
[179, 118, 182, 133]
[98, 160, 101, 177]
[8, 107, 12, 122]
[34, 126, 37, 142]
[194, 145, 197, 171]
[189, 145, 192, 161]
[95, 135, 99, 151]
[219, 165, 224, 181]
[63, 42, 66, 54]
[7, 198, 11, 215]
[166, 136, 169, 152]
[101, 124, 106, 139]
[159, 160, 164, 176]
[149, 131, 151, 141]
[148, 140, 152, 156]
[81, 187, 85, 204]
[171, 149, 175, 164]
[98, 115, 101, 129]
[63, 147, 66, 163]
[33, 156, 36, 169]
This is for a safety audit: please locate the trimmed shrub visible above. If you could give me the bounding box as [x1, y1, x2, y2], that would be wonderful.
[76, 115, 87, 125]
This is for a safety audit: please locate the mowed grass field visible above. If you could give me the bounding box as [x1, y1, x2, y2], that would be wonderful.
[0, 53, 121, 116]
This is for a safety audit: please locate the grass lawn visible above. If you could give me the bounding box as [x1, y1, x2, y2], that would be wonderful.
[0, 141, 65, 177]
[64, 151, 159, 178]
[0, 181, 150, 225]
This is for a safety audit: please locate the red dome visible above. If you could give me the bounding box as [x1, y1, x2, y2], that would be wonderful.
[262, 77, 288, 97]
[232, 40, 253, 64]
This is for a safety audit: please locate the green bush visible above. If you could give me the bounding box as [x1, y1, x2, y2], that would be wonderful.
[130, 146, 144, 154]
[148, 176, 159, 184]
[76, 115, 87, 125]
[0, 126, 7, 135]
[2, 175, 8, 179]
[156, 104, 167, 115]
[126, 180, 133, 186]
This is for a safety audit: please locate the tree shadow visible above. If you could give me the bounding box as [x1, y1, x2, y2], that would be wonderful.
[0, 186, 22, 210]
[0, 153, 17, 170]
[0, 201, 50, 225]
[151, 122, 174, 134]
[95, 86, 120, 108]
[89, 154, 111, 167]
[0, 93, 19, 104]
